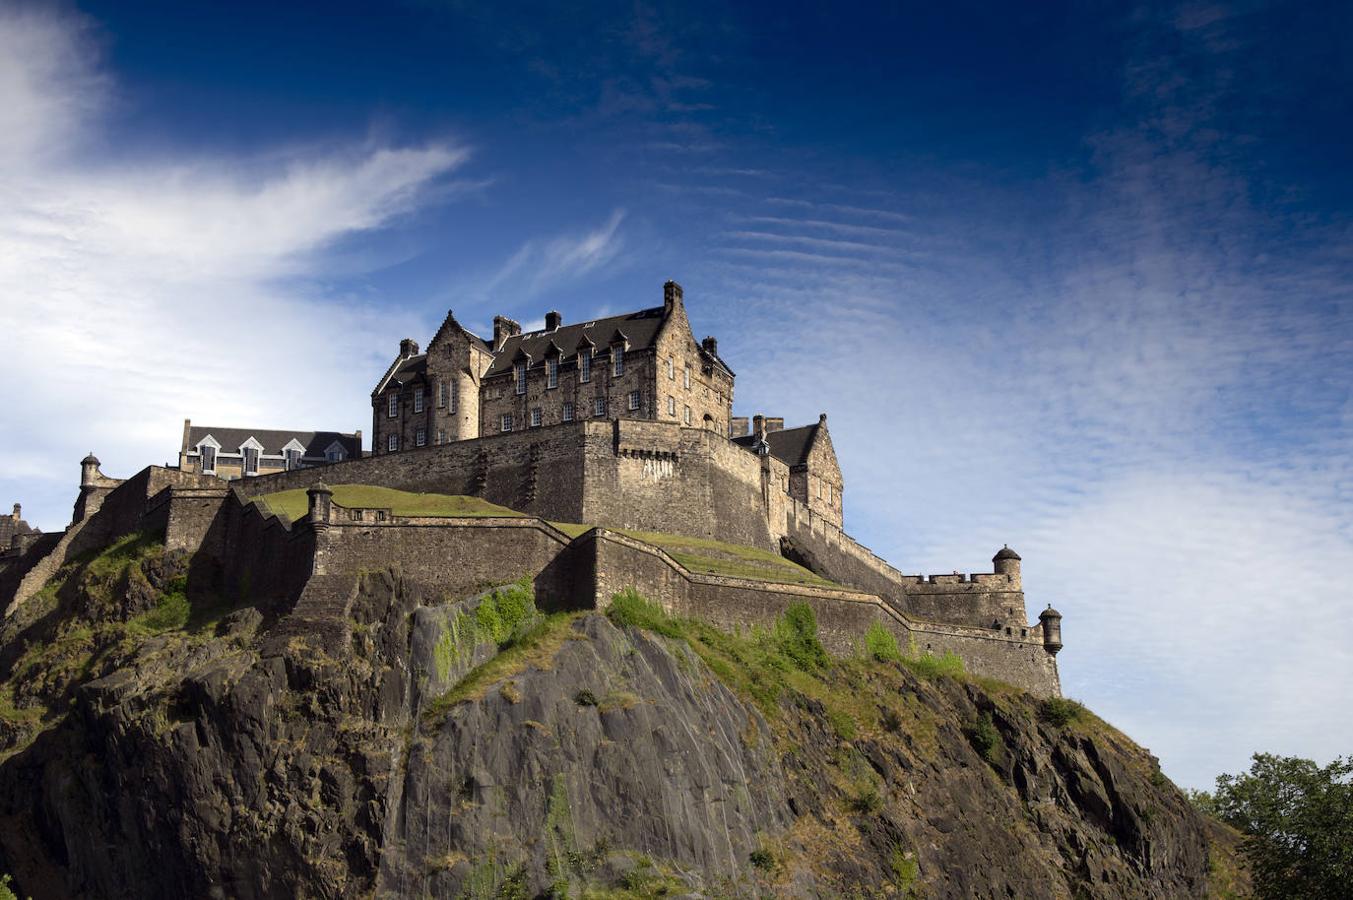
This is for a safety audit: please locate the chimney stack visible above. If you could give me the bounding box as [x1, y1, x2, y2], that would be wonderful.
[764, 417, 784, 433]
[730, 416, 750, 438]
[545, 310, 562, 331]
[753, 414, 765, 436]
[663, 280, 683, 311]
[399, 338, 419, 357]
[701, 336, 718, 356]
[493, 315, 522, 350]
[10, 504, 18, 523]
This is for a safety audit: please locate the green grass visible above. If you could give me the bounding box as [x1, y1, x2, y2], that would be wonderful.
[254, 485, 522, 521]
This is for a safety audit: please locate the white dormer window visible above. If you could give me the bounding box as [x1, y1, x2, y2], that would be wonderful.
[563, 402, 574, 422]
[388, 394, 398, 417]
[414, 387, 424, 413]
[580, 350, 591, 383]
[612, 347, 624, 377]
[683, 365, 691, 389]
[199, 444, 217, 473]
[628, 390, 641, 411]
[325, 441, 346, 463]
[515, 362, 527, 395]
[388, 433, 398, 451]
[547, 357, 558, 388]
[438, 381, 448, 408]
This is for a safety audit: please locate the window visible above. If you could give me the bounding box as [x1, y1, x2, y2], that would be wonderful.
[683, 365, 691, 389]
[436, 429, 446, 444]
[416, 427, 426, 447]
[388, 393, 398, 417]
[827, 483, 833, 504]
[243, 447, 259, 475]
[414, 387, 424, 413]
[579, 350, 591, 382]
[667, 357, 674, 379]
[666, 396, 676, 416]
[628, 390, 641, 411]
[449, 380, 457, 414]
[530, 408, 542, 428]
[683, 405, 691, 426]
[613, 347, 624, 377]
[563, 402, 574, 422]
[593, 397, 606, 417]
[326, 446, 345, 463]
[438, 381, 448, 408]
[501, 413, 513, 432]
[547, 357, 558, 388]
[515, 362, 527, 395]
[285, 448, 302, 470]
[388, 433, 398, 451]
[199, 445, 216, 473]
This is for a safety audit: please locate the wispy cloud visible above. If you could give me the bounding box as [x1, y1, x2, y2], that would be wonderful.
[475, 208, 628, 306]
[0, 7, 469, 524]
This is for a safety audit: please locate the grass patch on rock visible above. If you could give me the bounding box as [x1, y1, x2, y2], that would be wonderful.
[424, 613, 582, 719]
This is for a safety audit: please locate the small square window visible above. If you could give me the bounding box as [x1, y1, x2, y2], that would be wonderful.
[594, 397, 606, 417]
[501, 413, 513, 432]
[416, 427, 426, 447]
[628, 390, 641, 411]
[563, 402, 574, 422]
[414, 387, 424, 413]
[388, 394, 398, 417]
[530, 408, 542, 427]
[388, 433, 398, 451]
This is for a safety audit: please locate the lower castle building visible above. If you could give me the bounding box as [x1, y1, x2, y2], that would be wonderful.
[0, 281, 1064, 696]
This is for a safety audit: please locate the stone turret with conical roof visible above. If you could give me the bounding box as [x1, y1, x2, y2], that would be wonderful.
[993, 544, 1021, 588]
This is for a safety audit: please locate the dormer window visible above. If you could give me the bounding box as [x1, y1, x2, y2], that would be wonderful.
[547, 357, 558, 388]
[325, 444, 346, 463]
[612, 347, 624, 377]
[388, 394, 398, 418]
[199, 445, 216, 473]
[414, 387, 424, 413]
[242, 446, 260, 476]
[515, 362, 527, 395]
[285, 448, 303, 470]
[580, 350, 591, 383]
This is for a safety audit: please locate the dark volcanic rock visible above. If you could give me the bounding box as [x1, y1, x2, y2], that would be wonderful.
[0, 565, 1224, 898]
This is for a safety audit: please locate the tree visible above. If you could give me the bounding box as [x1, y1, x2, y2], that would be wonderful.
[1209, 753, 1353, 899]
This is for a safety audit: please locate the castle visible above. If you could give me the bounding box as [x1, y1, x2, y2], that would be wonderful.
[0, 281, 1064, 696]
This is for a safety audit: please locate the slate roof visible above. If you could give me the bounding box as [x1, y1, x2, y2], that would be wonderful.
[483, 306, 669, 378]
[732, 422, 819, 467]
[185, 426, 361, 458]
[0, 511, 38, 547]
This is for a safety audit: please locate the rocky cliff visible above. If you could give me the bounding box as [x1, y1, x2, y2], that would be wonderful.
[0, 534, 1239, 898]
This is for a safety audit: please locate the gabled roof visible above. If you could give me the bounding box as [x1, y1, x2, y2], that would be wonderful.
[733, 422, 820, 467]
[373, 353, 428, 396]
[185, 426, 360, 458]
[483, 306, 669, 377]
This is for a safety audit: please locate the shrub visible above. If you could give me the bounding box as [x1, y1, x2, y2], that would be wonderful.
[773, 602, 829, 672]
[749, 848, 775, 871]
[851, 779, 883, 814]
[968, 713, 1002, 762]
[573, 689, 598, 707]
[606, 589, 684, 638]
[1038, 697, 1085, 728]
[864, 623, 902, 662]
[904, 650, 966, 680]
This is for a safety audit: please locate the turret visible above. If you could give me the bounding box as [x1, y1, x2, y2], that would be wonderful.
[307, 482, 334, 527]
[993, 545, 1021, 587]
[1039, 605, 1063, 656]
[80, 452, 102, 488]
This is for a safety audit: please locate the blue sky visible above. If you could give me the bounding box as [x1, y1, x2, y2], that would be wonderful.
[1, 0, 1350, 790]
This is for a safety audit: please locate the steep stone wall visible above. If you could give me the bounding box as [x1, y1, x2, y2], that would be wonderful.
[216, 497, 315, 611]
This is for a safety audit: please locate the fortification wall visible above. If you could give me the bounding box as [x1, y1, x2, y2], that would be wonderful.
[581, 528, 1061, 697]
[216, 496, 315, 610]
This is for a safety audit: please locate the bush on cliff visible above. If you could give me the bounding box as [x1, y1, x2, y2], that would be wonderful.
[864, 623, 903, 663]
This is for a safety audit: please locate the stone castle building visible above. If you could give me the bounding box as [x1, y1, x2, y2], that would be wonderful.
[1, 280, 1064, 697]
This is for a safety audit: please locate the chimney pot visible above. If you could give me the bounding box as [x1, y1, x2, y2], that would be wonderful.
[399, 338, 419, 357]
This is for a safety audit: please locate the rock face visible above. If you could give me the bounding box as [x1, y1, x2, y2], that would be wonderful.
[0, 542, 1223, 898]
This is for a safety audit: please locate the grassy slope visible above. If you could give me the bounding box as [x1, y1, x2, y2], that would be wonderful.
[255, 485, 521, 521]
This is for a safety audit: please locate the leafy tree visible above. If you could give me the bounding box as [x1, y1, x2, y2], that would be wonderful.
[1209, 753, 1353, 899]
